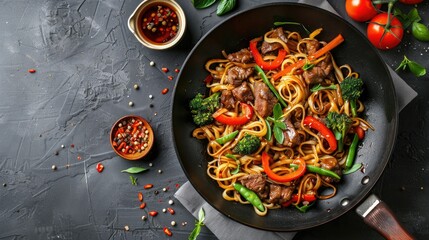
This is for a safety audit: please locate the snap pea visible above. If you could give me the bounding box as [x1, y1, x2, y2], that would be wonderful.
[215, 130, 239, 145]
[290, 163, 341, 180]
[233, 183, 265, 212]
[345, 133, 359, 170]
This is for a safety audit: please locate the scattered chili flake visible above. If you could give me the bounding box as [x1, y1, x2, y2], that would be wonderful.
[28, 68, 36, 73]
[139, 202, 147, 209]
[162, 67, 169, 73]
[138, 192, 144, 202]
[167, 75, 173, 81]
[174, 68, 180, 73]
[77, 156, 82, 160]
[175, 183, 180, 189]
[149, 211, 158, 217]
[96, 163, 104, 173]
[144, 184, 153, 189]
[167, 207, 175, 215]
[163, 227, 173, 237]
[161, 88, 169, 95]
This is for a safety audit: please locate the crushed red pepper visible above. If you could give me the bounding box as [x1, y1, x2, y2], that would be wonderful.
[96, 163, 104, 173]
[162, 88, 169, 94]
[111, 117, 151, 155]
[163, 227, 173, 237]
[140, 4, 179, 43]
[28, 68, 36, 73]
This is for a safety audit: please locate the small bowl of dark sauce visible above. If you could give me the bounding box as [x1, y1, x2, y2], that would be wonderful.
[128, 0, 186, 50]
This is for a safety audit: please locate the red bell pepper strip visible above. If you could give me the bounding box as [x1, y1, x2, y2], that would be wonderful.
[354, 126, 365, 140]
[214, 103, 254, 125]
[282, 193, 316, 207]
[262, 152, 306, 183]
[303, 116, 337, 152]
[249, 40, 287, 70]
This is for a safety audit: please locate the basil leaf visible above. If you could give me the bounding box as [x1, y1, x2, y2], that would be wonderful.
[193, 0, 216, 9]
[198, 207, 205, 222]
[121, 167, 148, 174]
[408, 60, 427, 77]
[273, 103, 283, 120]
[412, 22, 429, 42]
[275, 121, 287, 130]
[343, 163, 362, 175]
[217, 0, 236, 16]
[273, 126, 284, 145]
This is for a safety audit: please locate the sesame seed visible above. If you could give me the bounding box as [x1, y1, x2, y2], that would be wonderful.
[124, 225, 129, 231]
[52, 165, 57, 170]
[150, 61, 155, 66]
[162, 208, 167, 213]
[158, 169, 162, 174]
[133, 84, 139, 90]
[171, 221, 176, 226]
[142, 216, 147, 221]
[168, 199, 174, 205]
[128, 101, 134, 107]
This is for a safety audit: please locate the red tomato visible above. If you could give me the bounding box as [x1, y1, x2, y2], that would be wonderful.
[345, 0, 381, 22]
[399, 0, 423, 4]
[367, 13, 404, 50]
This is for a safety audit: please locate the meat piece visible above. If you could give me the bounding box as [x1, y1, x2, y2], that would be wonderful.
[302, 56, 333, 85]
[253, 81, 278, 118]
[267, 184, 294, 204]
[220, 90, 236, 109]
[306, 39, 320, 55]
[282, 118, 302, 147]
[320, 157, 342, 183]
[232, 82, 254, 103]
[239, 174, 268, 199]
[227, 48, 253, 63]
[227, 66, 254, 86]
[260, 27, 289, 54]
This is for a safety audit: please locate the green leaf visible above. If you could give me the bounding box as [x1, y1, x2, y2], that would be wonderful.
[408, 60, 427, 77]
[193, 0, 216, 9]
[273, 126, 284, 145]
[273, 103, 283, 120]
[343, 163, 362, 175]
[216, 0, 236, 16]
[189, 208, 205, 240]
[394, 8, 421, 29]
[121, 167, 148, 174]
[303, 62, 314, 71]
[412, 22, 429, 41]
[274, 121, 287, 130]
[198, 208, 205, 222]
[273, 21, 311, 35]
[129, 175, 138, 185]
[226, 154, 240, 175]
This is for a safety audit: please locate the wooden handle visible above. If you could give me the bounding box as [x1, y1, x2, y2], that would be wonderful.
[363, 201, 414, 240]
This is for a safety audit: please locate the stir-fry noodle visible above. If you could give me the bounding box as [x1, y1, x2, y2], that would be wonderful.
[190, 27, 373, 216]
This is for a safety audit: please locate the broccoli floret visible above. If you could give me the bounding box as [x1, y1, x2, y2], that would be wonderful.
[189, 92, 221, 126]
[340, 77, 363, 117]
[233, 134, 261, 155]
[325, 111, 352, 152]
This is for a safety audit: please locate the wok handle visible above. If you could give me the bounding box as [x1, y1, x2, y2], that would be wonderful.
[356, 194, 414, 240]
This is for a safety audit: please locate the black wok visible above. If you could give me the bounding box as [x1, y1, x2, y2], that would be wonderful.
[171, 2, 400, 233]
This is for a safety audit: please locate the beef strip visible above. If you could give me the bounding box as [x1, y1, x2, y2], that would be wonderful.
[227, 66, 254, 86]
[227, 48, 253, 63]
[232, 82, 254, 103]
[239, 174, 268, 199]
[220, 90, 236, 109]
[320, 157, 342, 183]
[260, 27, 289, 54]
[306, 39, 320, 55]
[282, 117, 302, 147]
[302, 39, 334, 85]
[267, 183, 294, 204]
[253, 81, 278, 118]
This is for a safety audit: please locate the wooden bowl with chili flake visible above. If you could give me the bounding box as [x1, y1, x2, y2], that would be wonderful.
[110, 115, 154, 160]
[128, 0, 186, 50]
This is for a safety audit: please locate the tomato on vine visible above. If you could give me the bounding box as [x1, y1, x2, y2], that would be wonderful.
[367, 12, 404, 50]
[345, 0, 381, 22]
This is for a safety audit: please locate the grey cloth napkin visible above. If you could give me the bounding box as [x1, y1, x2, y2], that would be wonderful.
[174, 1, 417, 239]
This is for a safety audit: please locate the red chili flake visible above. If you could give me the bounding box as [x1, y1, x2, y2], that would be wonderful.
[162, 88, 169, 94]
[161, 67, 169, 73]
[144, 184, 153, 189]
[138, 192, 143, 202]
[96, 163, 104, 173]
[139, 202, 146, 209]
[77, 156, 82, 161]
[28, 68, 36, 73]
[163, 227, 172, 237]
[167, 75, 173, 81]
[149, 211, 158, 217]
[167, 207, 175, 215]
[204, 75, 213, 84]
[174, 68, 180, 73]
[175, 183, 180, 189]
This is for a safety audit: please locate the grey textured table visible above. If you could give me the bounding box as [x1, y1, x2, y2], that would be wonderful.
[0, 0, 427, 239]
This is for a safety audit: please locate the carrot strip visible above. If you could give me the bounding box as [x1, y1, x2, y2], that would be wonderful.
[273, 34, 344, 80]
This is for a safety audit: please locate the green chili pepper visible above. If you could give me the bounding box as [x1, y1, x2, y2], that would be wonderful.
[345, 133, 359, 170]
[254, 65, 288, 108]
[215, 130, 239, 145]
[233, 183, 265, 212]
[290, 163, 341, 180]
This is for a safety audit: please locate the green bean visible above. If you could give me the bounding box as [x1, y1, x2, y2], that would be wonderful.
[215, 130, 238, 145]
[233, 183, 265, 212]
[254, 65, 288, 108]
[345, 133, 359, 170]
[290, 163, 341, 180]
